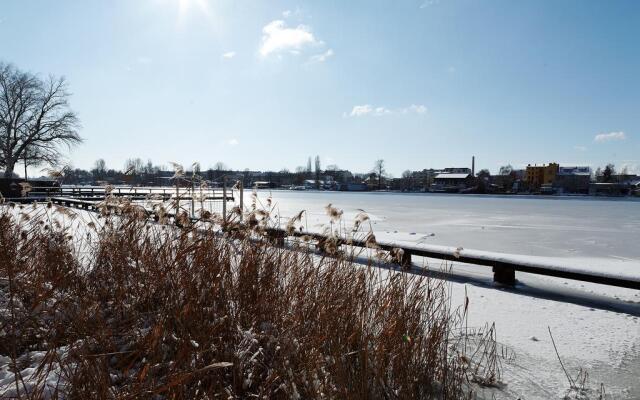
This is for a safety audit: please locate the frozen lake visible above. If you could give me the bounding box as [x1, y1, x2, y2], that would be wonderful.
[261, 191, 640, 260]
[257, 191, 640, 399]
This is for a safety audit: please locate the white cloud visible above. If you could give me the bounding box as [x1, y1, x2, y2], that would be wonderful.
[349, 105, 373, 117]
[420, 0, 439, 9]
[227, 138, 239, 146]
[403, 104, 427, 114]
[259, 20, 321, 57]
[348, 104, 427, 117]
[282, 8, 302, 18]
[308, 49, 334, 63]
[222, 51, 236, 59]
[594, 131, 626, 142]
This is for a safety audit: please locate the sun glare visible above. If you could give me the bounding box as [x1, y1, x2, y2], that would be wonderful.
[177, 0, 211, 21]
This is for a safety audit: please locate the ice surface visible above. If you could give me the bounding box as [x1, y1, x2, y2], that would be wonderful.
[251, 190, 640, 399]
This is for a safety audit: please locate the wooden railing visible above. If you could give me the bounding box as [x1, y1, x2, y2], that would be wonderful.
[8, 195, 640, 291]
[26, 186, 234, 201]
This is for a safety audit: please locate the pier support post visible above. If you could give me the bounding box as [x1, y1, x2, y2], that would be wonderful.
[400, 250, 412, 269]
[493, 265, 516, 286]
[268, 230, 286, 246]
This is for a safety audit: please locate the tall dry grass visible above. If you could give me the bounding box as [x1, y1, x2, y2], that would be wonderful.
[0, 199, 473, 399]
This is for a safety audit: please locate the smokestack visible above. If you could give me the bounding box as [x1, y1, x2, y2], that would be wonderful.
[472, 156, 475, 176]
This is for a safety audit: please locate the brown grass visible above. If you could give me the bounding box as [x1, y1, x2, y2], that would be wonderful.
[0, 200, 473, 399]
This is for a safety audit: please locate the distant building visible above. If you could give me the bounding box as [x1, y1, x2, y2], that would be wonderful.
[324, 169, 353, 184]
[252, 181, 271, 189]
[597, 173, 640, 184]
[431, 173, 474, 192]
[303, 179, 337, 190]
[589, 182, 633, 196]
[554, 166, 591, 194]
[408, 169, 440, 191]
[525, 163, 559, 191]
[338, 182, 368, 191]
[443, 167, 472, 174]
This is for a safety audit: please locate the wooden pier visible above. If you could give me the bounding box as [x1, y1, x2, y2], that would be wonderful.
[26, 185, 234, 201]
[5, 194, 640, 291]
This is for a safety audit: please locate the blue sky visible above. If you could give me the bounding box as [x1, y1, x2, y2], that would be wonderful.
[2, 0, 638, 176]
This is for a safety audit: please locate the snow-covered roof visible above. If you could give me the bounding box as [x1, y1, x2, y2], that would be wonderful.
[558, 166, 591, 176]
[435, 173, 470, 179]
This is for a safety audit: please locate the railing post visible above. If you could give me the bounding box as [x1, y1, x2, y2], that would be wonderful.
[493, 265, 516, 286]
[239, 180, 244, 222]
[191, 178, 195, 218]
[400, 250, 412, 268]
[222, 177, 227, 226]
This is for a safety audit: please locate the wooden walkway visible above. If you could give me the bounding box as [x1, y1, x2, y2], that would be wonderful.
[6, 196, 640, 291]
[26, 185, 234, 201]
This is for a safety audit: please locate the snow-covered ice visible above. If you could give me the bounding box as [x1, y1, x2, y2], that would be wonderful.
[252, 190, 640, 399]
[2, 193, 639, 398]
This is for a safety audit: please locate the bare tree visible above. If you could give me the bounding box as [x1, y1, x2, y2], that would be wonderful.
[476, 169, 491, 179]
[603, 163, 615, 183]
[499, 164, 513, 175]
[306, 157, 312, 179]
[92, 158, 107, 180]
[402, 169, 412, 191]
[373, 159, 385, 190]
[124, 158, 144, 175]
[0, 62, 81, 178]
[326, 164, 339, 171]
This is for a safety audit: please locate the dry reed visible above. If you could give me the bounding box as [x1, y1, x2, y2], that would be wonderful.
[0, 200, 476, 399]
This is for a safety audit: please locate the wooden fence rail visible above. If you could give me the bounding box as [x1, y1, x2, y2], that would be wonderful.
[5, 196, 640, 291]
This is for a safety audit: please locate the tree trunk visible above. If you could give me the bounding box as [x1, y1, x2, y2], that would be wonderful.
[4, 161, 15, 178]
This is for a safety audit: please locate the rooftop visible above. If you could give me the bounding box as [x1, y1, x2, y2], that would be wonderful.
[435, 173, 471, 179]
[558, 166, 591, 176]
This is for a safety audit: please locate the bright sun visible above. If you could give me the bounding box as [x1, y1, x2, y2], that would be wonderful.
[177, 0, 211, 20]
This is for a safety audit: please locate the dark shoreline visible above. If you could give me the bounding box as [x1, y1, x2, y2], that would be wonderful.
[257, 188, 640, 203]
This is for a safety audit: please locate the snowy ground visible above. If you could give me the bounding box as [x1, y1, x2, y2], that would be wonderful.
[2, 194, 639, 398]
[252, 190, 640, 399]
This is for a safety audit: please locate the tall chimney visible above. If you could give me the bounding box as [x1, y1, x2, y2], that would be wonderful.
[472, 156, 475, 176]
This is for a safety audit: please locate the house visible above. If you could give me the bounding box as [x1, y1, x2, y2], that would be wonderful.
[431, 173, 474, 192]
[525, 163, 559, 191]
[409, 169, 441, 190]
[589, 182, 633, 196]
[323, 169, 353, 184]
[490, 174, 517, 192]
[303, 179, 337, 190]
[554, 166, 591, 194]
[442, 167, 472, 174]
[252, 181, 271, 189]
[338, 182, 368, 191]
